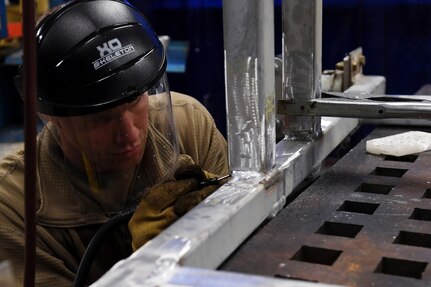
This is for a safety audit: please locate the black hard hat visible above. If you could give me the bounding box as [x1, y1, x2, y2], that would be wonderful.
[33, 0, 166, 116]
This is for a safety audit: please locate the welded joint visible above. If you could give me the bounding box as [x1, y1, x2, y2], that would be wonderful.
[259, 168, 286, 218]
[260, 168, 283, 189]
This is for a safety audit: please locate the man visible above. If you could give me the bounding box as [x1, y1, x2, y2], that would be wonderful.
[0, 0, 228, 286]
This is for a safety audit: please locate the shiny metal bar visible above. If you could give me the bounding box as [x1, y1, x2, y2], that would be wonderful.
[278, 98, 431, 119]
[223, 0, 275, 172]
[95, 265, 341, 287]
[282, 0, 322, 140]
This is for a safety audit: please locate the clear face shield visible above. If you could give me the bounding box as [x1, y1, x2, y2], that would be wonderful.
[38, 74, 179, 214]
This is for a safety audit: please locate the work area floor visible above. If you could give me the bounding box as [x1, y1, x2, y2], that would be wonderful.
[221, 126, 431, 286]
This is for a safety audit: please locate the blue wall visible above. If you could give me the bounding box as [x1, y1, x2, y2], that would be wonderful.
[323, 1, 431, 95]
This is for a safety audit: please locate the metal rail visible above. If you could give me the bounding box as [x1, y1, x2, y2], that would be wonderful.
[278, 98, 431, 119]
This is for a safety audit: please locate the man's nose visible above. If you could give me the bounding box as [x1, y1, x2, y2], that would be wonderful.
[114, 112, 140, 145]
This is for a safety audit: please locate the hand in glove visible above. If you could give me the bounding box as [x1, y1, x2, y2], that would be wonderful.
[129, 162, 224, 251]
[172, 164, 221, 216]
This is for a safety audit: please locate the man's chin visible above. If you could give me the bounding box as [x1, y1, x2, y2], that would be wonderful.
[96, 156, 143, 172]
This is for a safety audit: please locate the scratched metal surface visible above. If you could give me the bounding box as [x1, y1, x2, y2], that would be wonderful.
[220, 127, 431, 286]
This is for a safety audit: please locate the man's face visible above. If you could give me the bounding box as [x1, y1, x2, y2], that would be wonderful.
[53, 94, 149, 171]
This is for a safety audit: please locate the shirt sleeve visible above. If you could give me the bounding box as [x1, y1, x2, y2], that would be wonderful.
[171, 92, 229, 176]
[0, 152, 75, 286]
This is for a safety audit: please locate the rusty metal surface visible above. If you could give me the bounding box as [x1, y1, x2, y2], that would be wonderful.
[220, 127, 431, 286]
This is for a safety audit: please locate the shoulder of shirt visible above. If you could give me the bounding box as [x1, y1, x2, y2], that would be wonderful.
[0, 147, 25, 179]
[171, 91, 208, 112]
[0, 148, 25, 206]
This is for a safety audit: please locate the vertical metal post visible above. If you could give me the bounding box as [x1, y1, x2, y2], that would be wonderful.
[22, 0, 37, 286]
[282, 0, 322, 140]
[223, 0, 275, 172]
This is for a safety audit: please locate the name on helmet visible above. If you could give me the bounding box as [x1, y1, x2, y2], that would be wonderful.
[92, 38, 135, 70]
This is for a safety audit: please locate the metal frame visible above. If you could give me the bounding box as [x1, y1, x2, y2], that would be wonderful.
[92, 1, 385, 286]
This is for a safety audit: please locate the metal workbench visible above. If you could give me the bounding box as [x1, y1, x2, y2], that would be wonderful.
[221, 126, 431, 286]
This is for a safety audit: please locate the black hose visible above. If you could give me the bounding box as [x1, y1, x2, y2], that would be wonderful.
[74, 207, 136, 287]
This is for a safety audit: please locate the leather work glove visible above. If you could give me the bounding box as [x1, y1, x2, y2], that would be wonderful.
[129, 158, 225, 251]
[172, 164, 220, 216]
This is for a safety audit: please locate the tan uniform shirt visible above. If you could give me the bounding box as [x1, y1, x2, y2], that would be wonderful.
[0, 92, 228, 286]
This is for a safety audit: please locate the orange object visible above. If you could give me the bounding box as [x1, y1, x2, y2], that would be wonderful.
[7, 22, 22, 38]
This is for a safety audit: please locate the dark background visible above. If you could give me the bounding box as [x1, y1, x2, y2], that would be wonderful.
[1, 0, 431, 139]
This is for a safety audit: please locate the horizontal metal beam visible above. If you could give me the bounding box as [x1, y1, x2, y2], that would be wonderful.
[278, 98, 431, 119]
[159, 266, 341, 287]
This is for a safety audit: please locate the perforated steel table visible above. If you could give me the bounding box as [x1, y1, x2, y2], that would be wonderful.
[221, 127, 431, 286]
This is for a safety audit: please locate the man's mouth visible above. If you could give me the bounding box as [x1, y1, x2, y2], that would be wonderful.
[114, 143, 142, 157]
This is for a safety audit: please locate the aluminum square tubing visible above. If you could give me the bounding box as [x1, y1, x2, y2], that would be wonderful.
[282, 0, 322, 140]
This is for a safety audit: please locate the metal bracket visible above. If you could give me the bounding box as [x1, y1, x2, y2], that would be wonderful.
[323, 47, 366, 92]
